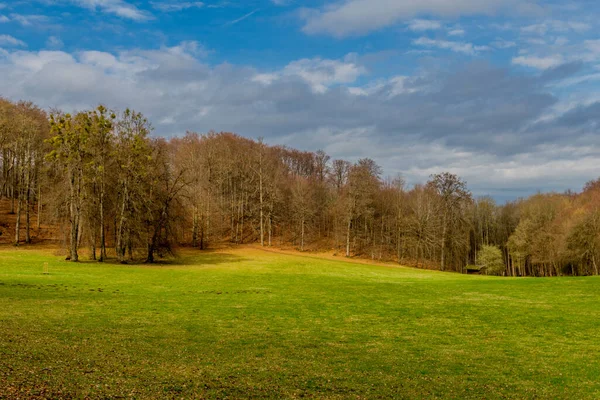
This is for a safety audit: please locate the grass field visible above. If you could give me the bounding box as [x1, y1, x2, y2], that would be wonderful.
[1, 246, 599, 399]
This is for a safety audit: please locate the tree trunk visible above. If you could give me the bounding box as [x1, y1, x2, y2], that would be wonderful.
[14, 192, 21, 246]
[346, 218, 351, 257]
[192, 205, 199, 247]
[440, 213, 447, 271]
[10, 159, 15, 214]
[99, 184, 107, 262]
[25, 147, 31, 244]
[37, 179, 42, 230]
[268, 214, 272, 246]
[116, 186, 128, 262]
[259, 157, 264, 247]
[301, 218, 305, 252]
[91, 225, 97, 261]
[69, 200, 79, 261]
[206, 191, 211, 245]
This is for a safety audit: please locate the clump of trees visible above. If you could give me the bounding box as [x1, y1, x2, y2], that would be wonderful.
[1, 97, 600, 276]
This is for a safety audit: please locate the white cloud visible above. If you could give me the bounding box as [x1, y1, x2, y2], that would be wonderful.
[225, 9, 260, 26]
[413, 37, 490, 55]
[492, 39, 516, 49]
[0, 34, 26, 47]
[46, 36, 64, 48]
[347, 75, 418, 98]
[0, 15, 8, 23]
[447, 28, 465, 36]
[283, 57, 366, 93]
[8, 51, 75, 71]
[150, 1, 204, 12]
[71, 0, 152, 21]
[585, 40, 600, 55]
[407, 19, 442, 31]
[301, 0, 539, 37]
[9, 14, 49, 26]
[0, 43, 595, 197]
[512, 55, 563, 69]
[521, 20, 591, 35]
[254, 56, 367, 93]
[252, 73, 279, 85]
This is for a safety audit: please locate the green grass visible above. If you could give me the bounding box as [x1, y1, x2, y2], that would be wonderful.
[1, 246, 599, 399]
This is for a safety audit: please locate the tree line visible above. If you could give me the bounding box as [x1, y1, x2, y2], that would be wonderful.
[1, 98, 599, 276]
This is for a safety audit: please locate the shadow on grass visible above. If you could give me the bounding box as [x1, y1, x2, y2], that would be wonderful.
[71, 249, 247, 268]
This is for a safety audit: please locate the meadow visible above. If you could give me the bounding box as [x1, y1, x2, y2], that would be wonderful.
[0, 246, 599, 399]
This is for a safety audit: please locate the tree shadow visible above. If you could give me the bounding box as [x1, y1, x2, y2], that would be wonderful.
[160, 250, 247, 266]
[71, 249, 246, 267]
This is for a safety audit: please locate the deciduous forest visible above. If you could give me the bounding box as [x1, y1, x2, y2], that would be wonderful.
[2, 98, 600, 276]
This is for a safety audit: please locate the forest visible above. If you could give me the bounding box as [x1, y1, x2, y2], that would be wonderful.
[1, 97, 600, 277]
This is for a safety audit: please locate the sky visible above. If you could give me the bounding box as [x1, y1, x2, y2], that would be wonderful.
[1, 0, 600, 201]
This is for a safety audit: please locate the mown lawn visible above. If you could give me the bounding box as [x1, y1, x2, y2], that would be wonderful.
[0, 246, 599, 399]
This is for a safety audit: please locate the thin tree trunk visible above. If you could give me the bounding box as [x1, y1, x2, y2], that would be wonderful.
[99, 182, 106, 262]
[69, 174, 79, 261]
[346, 218, 351, 257]
[25, 162, 31, 244]
[259, 149, 264, 247]
[91, 225, 97, 261]
[10, 159, 15, 214]
[301, 218, 305, 251]
[206, 190, 211, 245]
[37, 178, 42, 230]
[116, 186, 128, 262]
[192, 205, 199, 247]
[268, 214, 272, 246]
[14, 192, 21, 246]
[440, 213, 447, 271]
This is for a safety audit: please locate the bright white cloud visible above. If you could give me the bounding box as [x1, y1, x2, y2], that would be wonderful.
[282, 57, 366, 93]
[254, 56, 367, 93]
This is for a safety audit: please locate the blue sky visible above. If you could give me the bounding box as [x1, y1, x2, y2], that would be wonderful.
[2, 0, 600, 200]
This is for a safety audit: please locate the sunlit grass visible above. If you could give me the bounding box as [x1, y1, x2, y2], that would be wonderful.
[1, 246, 599, 398]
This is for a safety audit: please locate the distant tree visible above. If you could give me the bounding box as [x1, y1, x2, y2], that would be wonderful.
[291, 176, 314, 251]
[428, 172, 472, 271]
[143, 139, 187, 263]
[405, 184, 439, 268]
[477, 245, 505, 276]
[47, 111, 91, 261]
[567, 210, 600, 276]
[84, 105, 115, 261]
[114, 109, 153, 262]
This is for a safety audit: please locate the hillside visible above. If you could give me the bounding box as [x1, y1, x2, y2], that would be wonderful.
[0, 199, 59, 246]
